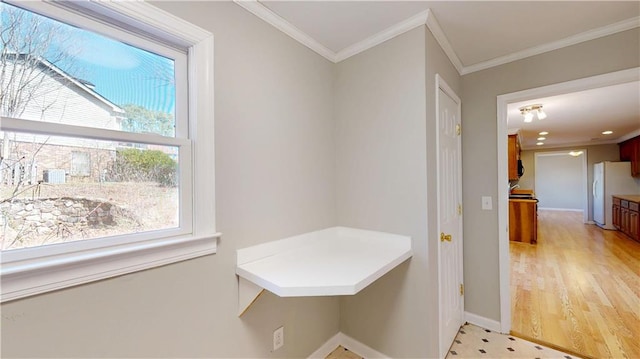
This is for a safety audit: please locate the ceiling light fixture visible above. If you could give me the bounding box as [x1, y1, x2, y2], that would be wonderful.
[520, 104, 546, 123]
[537, 137, 546, 141]
[539, 131, 549, 135]
[536, 142, 544, 146]
[569, 151, 583, 157]
[602, 130, 613, 135]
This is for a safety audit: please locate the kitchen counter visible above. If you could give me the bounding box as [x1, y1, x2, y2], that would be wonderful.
[509, 190, 538, 244]
[613, 194, 640, 202]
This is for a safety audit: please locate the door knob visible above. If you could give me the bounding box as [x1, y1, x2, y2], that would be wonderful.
[440, 232, 452, 242]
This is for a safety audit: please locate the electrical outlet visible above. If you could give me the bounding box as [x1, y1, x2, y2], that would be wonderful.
[273, 326, 284, 351]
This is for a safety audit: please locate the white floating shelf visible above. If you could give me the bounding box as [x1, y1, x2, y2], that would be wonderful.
[236, 226, 412, 315]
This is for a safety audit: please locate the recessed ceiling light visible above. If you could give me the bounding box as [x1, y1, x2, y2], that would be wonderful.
[537, 137, 546, 141]
[536, 142, 544, 146]
[539, 131, 549, 136]
[602, 130, 613, 135]
[569, 151, 583, 157]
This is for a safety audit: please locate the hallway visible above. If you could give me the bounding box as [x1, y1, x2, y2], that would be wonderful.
[510, 210, 640, 359]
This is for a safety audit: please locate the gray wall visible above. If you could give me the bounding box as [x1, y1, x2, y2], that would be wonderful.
[334, 27, 428, 358]
[1, 2, 339, 358]
[519, 144, 620, 220]
[461, 28, 639, 322]
[336, 25, 460, 358]
[534, 153, 584, 210]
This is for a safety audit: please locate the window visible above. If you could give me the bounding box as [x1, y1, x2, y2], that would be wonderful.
[70, 151, 91, 177]
[0, 1, 216, 302]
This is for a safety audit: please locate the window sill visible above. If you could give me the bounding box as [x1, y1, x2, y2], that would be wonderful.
[1, 233, 220, 303]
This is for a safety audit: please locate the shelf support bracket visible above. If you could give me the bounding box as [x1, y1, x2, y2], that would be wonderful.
[238, 277, 264, 317]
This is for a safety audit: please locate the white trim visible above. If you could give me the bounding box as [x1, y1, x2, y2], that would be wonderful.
[231, 2, 638, 74]
[496, 67, 640, 334]
[537, 208, 584, 212]
[464, 312, 503, 333]
[57, 0, 211, 48]
[1, 117, 187, 147]
[1, 233, 221, 302]
[233, 0, 336, 62]
[0, 1, 217, 303]
[425, 10, 464, 74]
[335, 10, 429, 62]
[496, 93, 511, 333]
[462, 16, 640, 75]
[308, 332, 390, 359]
[618, 129, 640, 143]
[307, 332, 343, 359]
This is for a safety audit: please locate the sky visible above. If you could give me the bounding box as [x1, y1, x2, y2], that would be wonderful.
[2, 2, 176, 115]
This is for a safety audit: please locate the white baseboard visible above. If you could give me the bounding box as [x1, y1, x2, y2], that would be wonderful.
[308, 332, 343, 359]
[308, 332, 390, 359]
[464, 312, 503, 333]
[537, 208, 583, 212]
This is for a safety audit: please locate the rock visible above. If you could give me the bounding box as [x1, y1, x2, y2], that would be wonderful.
[25, 215, 41, 221]
[42, 213, 55, 221]
[37, 227, 52, 235]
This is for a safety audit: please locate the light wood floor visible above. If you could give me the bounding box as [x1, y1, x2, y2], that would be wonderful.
[511, 210, 640, 359]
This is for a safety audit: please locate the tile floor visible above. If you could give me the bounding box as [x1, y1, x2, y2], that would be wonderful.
[447, 324, 583, 359]
[325, 324, 582, 359]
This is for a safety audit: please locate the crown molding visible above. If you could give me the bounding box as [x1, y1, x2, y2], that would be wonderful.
[424, 9, 464, 74]
[462, 16, 640, 75]
[618, 129, 640, 143]
[233, 0, 336, 62]
[335, 10, 429, 62]
[233, 2, 639, 74]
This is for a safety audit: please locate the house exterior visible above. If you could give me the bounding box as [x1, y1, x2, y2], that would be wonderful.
[0, 54, 124, 184]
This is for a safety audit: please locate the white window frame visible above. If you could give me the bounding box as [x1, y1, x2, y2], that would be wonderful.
[0, 0, 218, 302]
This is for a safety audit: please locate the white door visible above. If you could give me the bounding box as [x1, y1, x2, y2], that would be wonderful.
[436, 75, 464, 359]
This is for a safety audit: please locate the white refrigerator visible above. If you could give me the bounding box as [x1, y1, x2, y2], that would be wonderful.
[593, 161, 640, 230]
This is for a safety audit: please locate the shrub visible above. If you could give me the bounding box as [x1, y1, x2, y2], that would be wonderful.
[109, 148, 177, 186]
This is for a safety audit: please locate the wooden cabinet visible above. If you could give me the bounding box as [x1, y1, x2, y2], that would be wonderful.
[612, 195, 640, 242]
[509, 199, 537, 244]
[619, 135, 640, 178]
[613, 197, 621, 228]
[508, 134, 521, 181]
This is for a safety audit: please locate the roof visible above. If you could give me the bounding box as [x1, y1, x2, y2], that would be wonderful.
[5, 53, 125, 114]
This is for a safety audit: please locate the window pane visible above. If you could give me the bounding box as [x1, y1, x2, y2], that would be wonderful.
[0, 2, 176, 137]
[0, 133, 179, 251]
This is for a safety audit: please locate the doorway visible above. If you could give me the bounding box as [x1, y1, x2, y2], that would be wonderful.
[496, 69, 639, 356]
[497, 68, 639, 332]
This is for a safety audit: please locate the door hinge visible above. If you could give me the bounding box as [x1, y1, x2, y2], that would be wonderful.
[460, 284, 464, 296]
[456, 124, 461, 136]
[457, 203, 462, 216]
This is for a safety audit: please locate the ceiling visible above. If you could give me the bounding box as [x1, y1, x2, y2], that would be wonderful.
[507, 81, 640, 150]
[238, 1, 640, 148]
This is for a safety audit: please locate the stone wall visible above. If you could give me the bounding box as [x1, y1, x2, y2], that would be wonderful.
[0, 197, 116, 235]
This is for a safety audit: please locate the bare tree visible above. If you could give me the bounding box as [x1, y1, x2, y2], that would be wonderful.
[0, 3, 83, 249]
[1, 2, 80, 161]
[0, 3, 75, 116]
